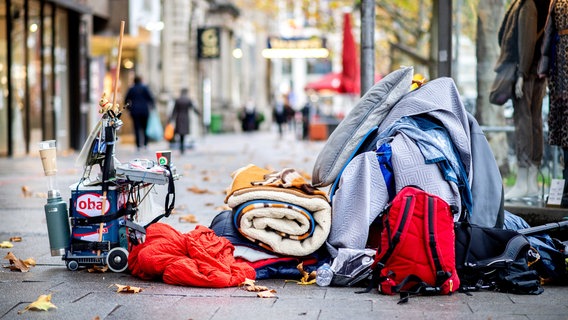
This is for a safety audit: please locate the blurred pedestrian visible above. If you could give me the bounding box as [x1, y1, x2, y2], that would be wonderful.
[239, 100, 259, 132]
[273, 96, 289, 138]
[125, 75, 155, 151]
[170, 88, 200, 154]
[301, 98, 314, 140]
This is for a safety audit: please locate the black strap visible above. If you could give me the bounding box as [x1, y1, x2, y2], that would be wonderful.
[72, 211, 122, 226]
[144, 165, 176, 228]
[427, 196, 451, 286]
[70, 239, 112, 252]
[359, 195, 414, 294]
[376, 195, 413, 269]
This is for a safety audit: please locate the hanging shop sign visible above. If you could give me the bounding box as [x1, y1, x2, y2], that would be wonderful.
[197, 27, 221, 59]
[262, 37, 328, 59]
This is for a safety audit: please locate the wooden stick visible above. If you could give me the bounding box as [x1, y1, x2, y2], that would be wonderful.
[97, 21, 125, 256]
[112, 21, 126, 112]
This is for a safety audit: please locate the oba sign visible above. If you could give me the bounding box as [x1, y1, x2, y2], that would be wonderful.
[75, 193, 111, 217]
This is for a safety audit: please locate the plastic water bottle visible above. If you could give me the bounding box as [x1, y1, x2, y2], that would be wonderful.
[316, 263, 333, 287]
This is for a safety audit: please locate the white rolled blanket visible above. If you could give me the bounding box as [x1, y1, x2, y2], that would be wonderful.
[225, 165, 331, 257]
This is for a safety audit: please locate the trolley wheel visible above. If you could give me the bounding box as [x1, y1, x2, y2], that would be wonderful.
[106, 247, 129, 273]
[66, 260, 79, 271]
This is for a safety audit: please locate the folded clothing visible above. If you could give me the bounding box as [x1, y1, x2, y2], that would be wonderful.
[210, 209, 330, 280]
[128, 223, 256, 287]
[225, 165, 331, 257]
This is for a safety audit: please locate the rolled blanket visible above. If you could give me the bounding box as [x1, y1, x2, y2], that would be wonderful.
[225, 164, 331, 257]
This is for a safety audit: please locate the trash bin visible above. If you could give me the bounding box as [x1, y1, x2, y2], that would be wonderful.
[210, 114, 223, 133]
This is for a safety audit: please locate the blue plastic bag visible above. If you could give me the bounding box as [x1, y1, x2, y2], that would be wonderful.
[146, 109, 163, 142]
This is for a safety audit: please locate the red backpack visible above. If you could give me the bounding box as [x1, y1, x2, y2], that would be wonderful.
[366, 186, 460, 300]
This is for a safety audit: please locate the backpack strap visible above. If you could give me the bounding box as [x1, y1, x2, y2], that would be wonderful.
[358, 194, 414, 294]
[391, 194, 452, 302]
[476, 233, 530, 267]
[426, 195, 452, 286]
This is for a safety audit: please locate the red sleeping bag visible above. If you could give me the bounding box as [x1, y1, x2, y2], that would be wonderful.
[128, 223, 256, 287]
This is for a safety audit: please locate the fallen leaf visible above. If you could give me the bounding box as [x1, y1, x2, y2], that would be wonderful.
[240, 278, 273, 292]
[88, 265, 108, 273]
[187, 186, 212, 194]
[178, 214, 198, 223]
[215, 205, 231, 211]
[21, 186, 32, 198]
[22, 258, 36, 266]
[257, 290, 277, 298]
[18, 294, 57, 314]
[243, 284, 270, 292]
[240, 278, 256, 287]
[34, 192, 48, 199]
[113, 284, 143, 293]
[9, 236, 22, 242]
[284, 262, 317, 285]
[0, 241, 14, 248]
[3, 252, 34, 272]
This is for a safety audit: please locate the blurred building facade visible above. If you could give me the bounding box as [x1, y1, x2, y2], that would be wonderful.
[0, 0, 351, 157]
[0, 0, 94, 157]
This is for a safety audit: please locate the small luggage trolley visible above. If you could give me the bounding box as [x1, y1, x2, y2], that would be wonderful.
[63, 94, 177, 272]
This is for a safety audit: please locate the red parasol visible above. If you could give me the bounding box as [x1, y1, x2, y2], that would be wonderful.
[340, 12, 360, 94]
[305, 13, 362, 94]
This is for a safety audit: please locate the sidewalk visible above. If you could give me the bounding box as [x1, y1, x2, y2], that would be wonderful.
[1, 131, 567, 320]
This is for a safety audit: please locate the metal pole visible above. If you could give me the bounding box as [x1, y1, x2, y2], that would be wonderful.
[436, 0, 452, 77]
[360, 0, 375, 96]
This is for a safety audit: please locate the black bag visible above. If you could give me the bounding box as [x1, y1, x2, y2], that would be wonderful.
[454, 222, 543, 294]
[489, 62, 517, 106]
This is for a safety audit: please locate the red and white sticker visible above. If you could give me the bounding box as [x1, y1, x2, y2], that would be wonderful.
[75, 193, 111, 217]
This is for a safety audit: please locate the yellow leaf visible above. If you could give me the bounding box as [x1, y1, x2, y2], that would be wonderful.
[23, 258, 36, 267]
[0, 241, 13, 248]
[18, 294, 57, 314]
[114, 283, 143, 293]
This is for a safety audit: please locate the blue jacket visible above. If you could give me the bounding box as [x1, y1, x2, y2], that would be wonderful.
[125, 83, 154, 117]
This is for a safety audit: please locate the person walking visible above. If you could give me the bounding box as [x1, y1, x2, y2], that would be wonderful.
[273, 96, 289, 138]
[125, 75, 155, 151]
[170, 88, 200, 154]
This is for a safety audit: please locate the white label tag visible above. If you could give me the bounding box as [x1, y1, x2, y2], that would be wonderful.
[547, 179, 565, 206]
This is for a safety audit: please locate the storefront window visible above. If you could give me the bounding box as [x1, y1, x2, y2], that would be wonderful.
[10, 0, 25, 156]
[54, 8, 68, 151]
[28, 0, 42, 152]
[42, 3, 54, 141]
[0, 2, 7, 156]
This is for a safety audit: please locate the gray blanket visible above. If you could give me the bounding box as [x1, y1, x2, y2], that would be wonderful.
[326, 77, 504, 257]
